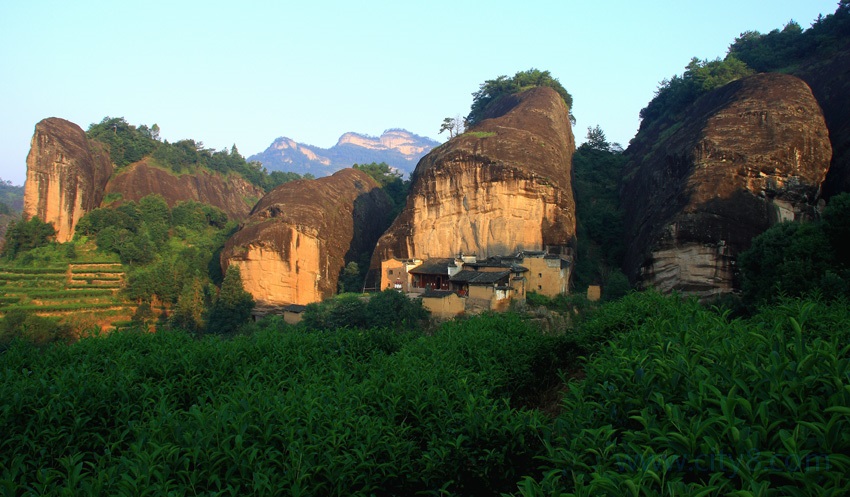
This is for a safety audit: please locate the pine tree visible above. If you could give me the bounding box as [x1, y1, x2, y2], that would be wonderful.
[206, 266, 254, 334]
[171, 276, 207, 333]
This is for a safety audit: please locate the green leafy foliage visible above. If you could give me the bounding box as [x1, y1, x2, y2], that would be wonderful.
[0, 311, 575, 495]
[728, 4, 850, 72]
[0, 177, 24, 212]
[353, 162, 410, 219]
[738, 193, 850, 304]
[467, 69, 573, 126]
[86, 117, 308, 190]
[518, 292, 850, 496]
[1, 216, 56, 260]
[639, 57, 754, 127]
[0, 308, 71, 349]
[86, 117, 158, 167]
[77, 195, 236, 310]
[205, 265, 255, 334]
[302, 290, 429, 332]
[571, 126, 628, 291]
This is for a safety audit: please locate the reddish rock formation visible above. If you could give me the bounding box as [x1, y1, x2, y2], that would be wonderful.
[370, 86, 576, 271]
[621, 73, 832, 298]
[220, 169, 392, 306]
[23, 118, 113, 242]
[104, 160, 263, 221]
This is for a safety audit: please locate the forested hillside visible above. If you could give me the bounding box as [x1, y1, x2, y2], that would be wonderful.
[86, 117, 309, 192]
[0, 178, 24, 250]
[635, 2, 849, 140]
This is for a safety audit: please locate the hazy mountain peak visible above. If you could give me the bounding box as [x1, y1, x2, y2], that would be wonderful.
[250, 129, 439, 177]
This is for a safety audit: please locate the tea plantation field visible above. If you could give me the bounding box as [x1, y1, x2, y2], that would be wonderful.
[1, 292, 848, 496]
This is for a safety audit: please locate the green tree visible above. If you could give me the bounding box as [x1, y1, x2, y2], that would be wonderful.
[467, 69, 573, 126]
[571, 126, 627, 290]
[2, 216, 56, 259]
[0, 308, 71, 347]
[822, 192, 850, 266]
[301, 294, 369, 331]
[170, 276, 208, 333]
[439, 116, 464, 139]
[338, 261, 362, 294]
[352, 162, 410, 218]
[86, 117, 158, 167]
[639, 57, 754, 126]
[365, 289, 429, 330]
[206, 265, 255, 334]
[584, 125, 610, 151]
[738, 222, 836, 303]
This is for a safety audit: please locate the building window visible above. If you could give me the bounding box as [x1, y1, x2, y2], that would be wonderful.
[538, 285, 542, 290]
[538, 273, 542, 278]
[388, 269, 394, 275]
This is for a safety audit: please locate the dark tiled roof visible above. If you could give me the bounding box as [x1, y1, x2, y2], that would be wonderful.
[283, 304, 307, 313]
[468, 270, 511, 284]
[409, 258, 456, 275]
[449, 270, 480, 283]
[423, 289, 457, 299]
[450, 269, 512, 285]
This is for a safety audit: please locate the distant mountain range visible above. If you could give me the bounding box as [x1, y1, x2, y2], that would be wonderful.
[248, 129, 440, 177]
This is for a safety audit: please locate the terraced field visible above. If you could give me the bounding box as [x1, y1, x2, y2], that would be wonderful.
[0, 262, 135, 331]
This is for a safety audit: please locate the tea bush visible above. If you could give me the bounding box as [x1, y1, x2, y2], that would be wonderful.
[0, 312, 575, 495]
[516, 295, 850, 496]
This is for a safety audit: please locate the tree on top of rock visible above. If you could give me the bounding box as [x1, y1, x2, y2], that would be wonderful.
[466, 69, 573, 126]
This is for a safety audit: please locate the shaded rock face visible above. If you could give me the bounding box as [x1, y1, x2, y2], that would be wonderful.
[23, 118, 113, 242]
[221, 169, 392, 306]
[794, 49, 850, 198]
[622, 73, 832, 298]
[371, 86, 576, 269]
[104, 161, 263, 221]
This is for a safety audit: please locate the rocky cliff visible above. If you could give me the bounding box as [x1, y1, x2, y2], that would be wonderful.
[104, 161, 263, 221]
[793, 48, 850, 198]
[23, 118, 113, 242]
[249, 129, 439, 177]
[220, 168, 392, 306]
[621, 73, 832, 298]
[371, 86, 576, 269]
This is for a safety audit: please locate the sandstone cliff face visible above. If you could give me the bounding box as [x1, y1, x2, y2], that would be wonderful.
[23, 118, 113, 242]
[371, 86, 576, 268]
[621, 73, 832, 298]
[104, 161, 263, 221]
[220, 169, 392, 306]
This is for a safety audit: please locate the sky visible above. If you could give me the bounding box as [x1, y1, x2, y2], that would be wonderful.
[0, 0, 840, 186]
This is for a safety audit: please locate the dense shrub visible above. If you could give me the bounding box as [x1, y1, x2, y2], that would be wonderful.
[302, 290, 428, 332]
[0, 308, 72, 348]
[0, 312, 575, 495]
[516, 293, 850, 496]
[1, 217, 56, 260]
[738, 193, 850, 304]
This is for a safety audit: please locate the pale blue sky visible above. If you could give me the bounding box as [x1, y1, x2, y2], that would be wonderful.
[0, 0, 839, 185]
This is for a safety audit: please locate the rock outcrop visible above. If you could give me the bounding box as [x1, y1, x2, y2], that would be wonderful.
[104, 160, 263, 221]
[23, 118, 113, 242]
[621, 73, 832, 298]
[220, 168, 392, 306]
[794, 48, 850, 198]
[370, 86, 576, 269]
